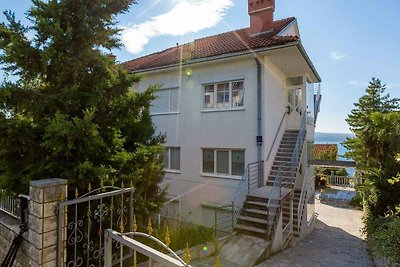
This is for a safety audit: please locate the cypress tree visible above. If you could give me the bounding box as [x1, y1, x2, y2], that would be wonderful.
[0, 0, 166, 215]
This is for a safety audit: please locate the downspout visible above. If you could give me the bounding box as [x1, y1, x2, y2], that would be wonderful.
[255, 56, 263, 187]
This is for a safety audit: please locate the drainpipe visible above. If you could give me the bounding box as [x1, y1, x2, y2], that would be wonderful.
[255, 56, 262, 187]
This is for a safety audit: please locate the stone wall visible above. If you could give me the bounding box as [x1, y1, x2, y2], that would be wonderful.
[0, 178, 67, 267]
[0, 214, 31, 267]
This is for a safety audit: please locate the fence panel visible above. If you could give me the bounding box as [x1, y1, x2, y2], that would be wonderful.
[57, 185, 135, 267]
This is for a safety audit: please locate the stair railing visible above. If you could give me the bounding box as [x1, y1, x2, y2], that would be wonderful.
[289, 113, 307, 188]
[297, 167, 309, 232]
[267, 113, 288, 161]
[232, 161, 264, 227]
[314, 84, 322, 125]
[266, 165, 282, 239]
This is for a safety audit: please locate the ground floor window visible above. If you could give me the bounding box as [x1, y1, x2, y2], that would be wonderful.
[202, 149, 245, 176]
[164, 147, 180, 171]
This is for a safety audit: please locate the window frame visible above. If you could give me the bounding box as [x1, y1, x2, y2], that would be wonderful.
[201, 148, 245, 178]
[164, 147, 181, 172]
[151, 87, 180, 115]
[203, 80, 245, 111]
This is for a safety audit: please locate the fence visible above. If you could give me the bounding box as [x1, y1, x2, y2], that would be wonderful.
[57, 184, 135, 267]
[0, 190, 20, 219]
[104, 229, 190, 267]
[324, 175, 362, 187]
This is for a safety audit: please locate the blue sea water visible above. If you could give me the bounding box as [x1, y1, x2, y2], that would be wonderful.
[314, 132, 356, 176]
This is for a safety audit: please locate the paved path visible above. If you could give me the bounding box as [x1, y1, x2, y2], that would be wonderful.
[256, 197, 374, 267]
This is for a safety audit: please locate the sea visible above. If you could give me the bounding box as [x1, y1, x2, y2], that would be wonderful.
[314, 132, 356, 176]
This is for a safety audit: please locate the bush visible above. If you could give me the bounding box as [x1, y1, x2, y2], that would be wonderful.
[315, 175, 327, 188]
[349, 193, 363, 209]
[365, 215, 400, 264]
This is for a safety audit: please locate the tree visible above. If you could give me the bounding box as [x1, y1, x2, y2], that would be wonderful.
[0, 0, 166, 215]
[343, 78, 400, 216]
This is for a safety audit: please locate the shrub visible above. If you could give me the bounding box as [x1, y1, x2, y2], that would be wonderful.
[349, 193, 363, 209]
[365, 215, 400, 264]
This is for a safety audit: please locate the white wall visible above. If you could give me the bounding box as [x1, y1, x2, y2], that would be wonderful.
[262, 56, 288, 184]
[133, 53, 316, 226]
[134, 57, 260, 200]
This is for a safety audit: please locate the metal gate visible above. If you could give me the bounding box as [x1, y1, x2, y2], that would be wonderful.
[57, 183, 135, 266]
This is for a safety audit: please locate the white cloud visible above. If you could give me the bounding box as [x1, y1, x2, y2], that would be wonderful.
[330, 51, 348, 61]
[121, 0, 234, 54]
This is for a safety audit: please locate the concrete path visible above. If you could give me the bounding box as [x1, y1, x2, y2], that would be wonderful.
[191, 234, 269, 267]
[256, 196, 374, 267]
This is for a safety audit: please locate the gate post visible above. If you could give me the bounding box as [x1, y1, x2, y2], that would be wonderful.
[28, 178, 67, 267]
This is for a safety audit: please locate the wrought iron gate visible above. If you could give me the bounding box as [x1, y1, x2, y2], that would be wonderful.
[57, 184, 135, 266]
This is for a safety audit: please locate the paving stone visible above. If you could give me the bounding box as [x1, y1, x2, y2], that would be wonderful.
[256, 197, 374, 267]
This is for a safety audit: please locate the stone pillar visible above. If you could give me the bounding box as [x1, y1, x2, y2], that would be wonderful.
[28, 178, 67, 267]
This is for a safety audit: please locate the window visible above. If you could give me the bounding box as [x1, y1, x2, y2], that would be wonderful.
[164, 147, 180, 171]
[203, 80, 244, 110]
[151, 87, 179, 114]
[202, 149, 245, 176]
[288, 88, 302, 113]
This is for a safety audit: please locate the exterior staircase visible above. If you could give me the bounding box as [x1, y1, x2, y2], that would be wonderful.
[234, 129, 303, 239]
[267, 130, 299, 187]
[282, 189, 306, 237]
[235, 193, 272, 238]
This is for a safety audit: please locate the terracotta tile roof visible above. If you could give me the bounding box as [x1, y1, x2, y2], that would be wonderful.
[123, 17, 298, 73]
[314, 144, 338, 160]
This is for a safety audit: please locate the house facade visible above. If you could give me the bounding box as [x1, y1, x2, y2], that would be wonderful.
[123, 0, 322, 252]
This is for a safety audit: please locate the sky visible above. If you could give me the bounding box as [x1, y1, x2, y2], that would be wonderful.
[1, 0, 400, 134]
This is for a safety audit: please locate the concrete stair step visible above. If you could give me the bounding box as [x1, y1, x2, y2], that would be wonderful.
[235, 224, 268, 239]
[243, 208, 269, 220]
[246, 194, 268, 203]
[237, 215, 269, 228]
[244, 201, 269, 211]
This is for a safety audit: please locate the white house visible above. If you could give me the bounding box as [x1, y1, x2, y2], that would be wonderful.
[123, 0, 322, 255]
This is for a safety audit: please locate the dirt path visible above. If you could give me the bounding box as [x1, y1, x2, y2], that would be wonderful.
[256, 197, 374, 267]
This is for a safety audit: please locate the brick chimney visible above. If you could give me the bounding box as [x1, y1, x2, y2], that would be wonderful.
[248, 0, 275, 34]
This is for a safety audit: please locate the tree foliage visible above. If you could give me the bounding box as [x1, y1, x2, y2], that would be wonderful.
[0, 0, 166, 216]
[343, 78, 400, 216]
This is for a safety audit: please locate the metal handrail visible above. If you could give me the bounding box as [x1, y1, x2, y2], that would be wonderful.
[266, 165, 282, 239]
[289, 113, 307, 188]
[314, 84, 322, 124]
[297, 166, 309, 231]
[232, 161, 263, 228]
[267, 113, 288, 161]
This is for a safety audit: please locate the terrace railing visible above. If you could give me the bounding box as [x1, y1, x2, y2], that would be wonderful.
[0, 190, 20, 219]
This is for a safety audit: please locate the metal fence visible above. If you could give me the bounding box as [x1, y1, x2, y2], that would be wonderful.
[0, 191, 20, 219]
[57, 185, 135, 267]
[324, 175, 362, 187]
[104, 229, 190, 267]
[0, 190, 29, 221]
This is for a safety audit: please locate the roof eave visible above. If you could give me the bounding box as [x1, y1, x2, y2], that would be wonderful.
[128, 41, 302, 75]
[296, 42, 322, 83]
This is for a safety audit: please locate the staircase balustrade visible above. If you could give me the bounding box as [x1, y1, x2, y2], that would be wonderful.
[232, 161, 263, 227]
[266, 166, 282, 239]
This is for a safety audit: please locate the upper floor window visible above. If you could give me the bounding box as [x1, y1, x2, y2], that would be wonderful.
[151, 87, 179, 115]
[164, 147, 180, 171]
[203, 80, 244, 110]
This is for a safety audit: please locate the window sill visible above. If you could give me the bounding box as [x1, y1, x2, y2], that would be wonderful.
[151, 112, 180, 116]
[200, 172, 242, 180]
[202, 107, 245, 113]
[165, 169, 181, 174]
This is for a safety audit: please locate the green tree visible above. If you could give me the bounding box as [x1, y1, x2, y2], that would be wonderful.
[343, 78, 400, 216]
[0, 0, 166, 215]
